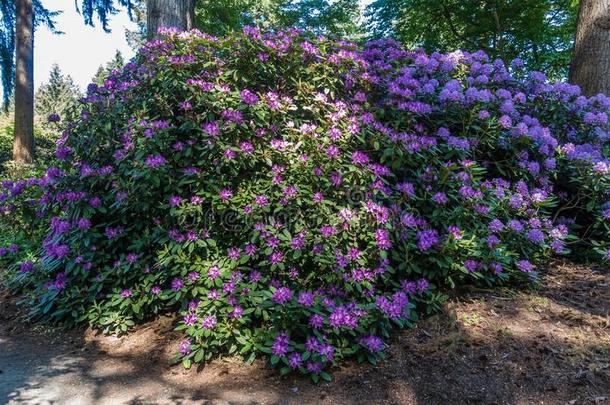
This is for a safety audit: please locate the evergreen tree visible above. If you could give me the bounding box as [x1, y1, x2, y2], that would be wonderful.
[92, 65, 106, 86]
[107, 49, 125, 70]
[125, 0, 146, 50]
[76, 0, 135, 31]
[92, 50, 126, 85]
[35, 64, 81, 131]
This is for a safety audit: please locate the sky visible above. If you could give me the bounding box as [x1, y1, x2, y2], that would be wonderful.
[34, 0, 374, 92]
[35, 0, 139, 91]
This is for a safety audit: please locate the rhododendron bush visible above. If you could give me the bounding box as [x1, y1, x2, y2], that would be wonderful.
[1, 28, 609, 379]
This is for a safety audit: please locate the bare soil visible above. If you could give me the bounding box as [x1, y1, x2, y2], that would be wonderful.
[1, 260, 609, 405]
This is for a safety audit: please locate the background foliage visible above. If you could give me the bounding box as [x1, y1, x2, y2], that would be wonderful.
[35, 64, 82, 133]
[366, 0, 579, 79]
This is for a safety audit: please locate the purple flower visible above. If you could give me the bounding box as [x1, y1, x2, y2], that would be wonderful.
[219, 188, 233, 201]
[228, 247, 241, 260]
[508, 219, 524, 232]
[76, 218, 91, 230]
[112, 149, 127, 160]
[360, 335, 384, 352]
[352, 151, 370, 164]
[240, 89, 259, 105]
[464, 259, 479, 273]
[432, 192, 448, 204]
[306, 361, 323, 374]
[499, 115, 512, 128]
[249, 270, 262, 283]
[145, 155, 167, 167]
[179, 339, 191, 354]
[488, 219, 504, 233]
[320, 225, 337, 237]
[120, 289, 133, 298]
[269, 251, 284, 265]
[272, 332, 289, 357]
[202, 315, 217, 329]
[490, 262, 503, 274]
[244, 243, 257, 256]
[183, 313, 198, 326]
[416, 278, 429, 292]
[517, 260, 534, 272]
[326, 145, 340, 159]
[526, 229, 545, 244]
[229, 306, 244, 318]
[447, 226, 462, 240]
[203, 121, 220, 136]
[375, 228, 392, 250]
[255, 195, 269, 206]
[593, 161, 609, 174]
[288, 352, 302, 369]
[207, 266, 221, 279]
[297, 292, 314, 307]
[20, 261, 35, 273]
[329, 306, 358, 329]
[487, 235, 500, 247]
[272, 287, 293, 305]
[318, 343, 335, 361]
[416, 229, 439, 251]
[376, 294, 408, 320]
[171, 278, 184, 291]
[291, 234, 305, 249]
[309, 314, 324, 329]
[89, 197, 101, 207]
[239, 141, 254, 154]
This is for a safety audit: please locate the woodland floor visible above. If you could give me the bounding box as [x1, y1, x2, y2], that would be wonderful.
[0, 259, 609, 405]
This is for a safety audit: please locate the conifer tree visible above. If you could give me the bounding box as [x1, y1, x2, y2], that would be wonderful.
[34, 64, 81, 131]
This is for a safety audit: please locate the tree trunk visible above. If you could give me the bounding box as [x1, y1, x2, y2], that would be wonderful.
[146, 0, 195, 39]
[569, 0, 610, 97]
[13, 0, 35, 163]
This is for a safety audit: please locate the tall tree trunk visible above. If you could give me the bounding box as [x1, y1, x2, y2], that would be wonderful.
[569, 0, 610, 96]
[146, 0, 195, 39]
[13, 0, 35, 163]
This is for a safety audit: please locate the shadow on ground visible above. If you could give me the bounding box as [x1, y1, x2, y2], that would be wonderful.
[1, 260, 608, 405]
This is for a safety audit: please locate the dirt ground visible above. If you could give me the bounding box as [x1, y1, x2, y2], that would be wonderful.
[1, 260, 609, 405]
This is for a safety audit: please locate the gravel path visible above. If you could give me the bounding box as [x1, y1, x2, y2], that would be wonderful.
[1, 260, 609, 405]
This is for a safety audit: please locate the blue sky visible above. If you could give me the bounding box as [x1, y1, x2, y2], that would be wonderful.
[35, 0, 138, 91]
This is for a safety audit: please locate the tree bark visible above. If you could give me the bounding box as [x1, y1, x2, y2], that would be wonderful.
[146, 0, 195, 39]
[569, 0, 610, 97]
[13, 0, 35, 163]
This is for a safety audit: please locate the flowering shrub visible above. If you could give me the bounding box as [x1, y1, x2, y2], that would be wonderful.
[362, 39, 610, 262]
[0, 28, 608, 379]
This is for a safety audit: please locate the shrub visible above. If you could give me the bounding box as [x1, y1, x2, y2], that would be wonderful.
[0, 28, 607, 379]
[362, 40, 609, 263]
